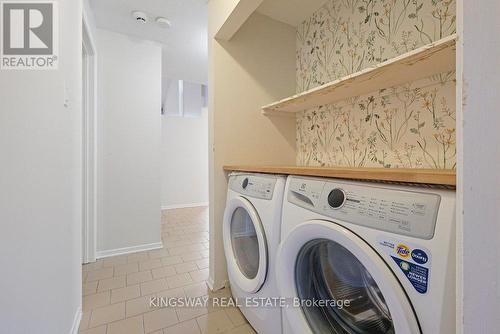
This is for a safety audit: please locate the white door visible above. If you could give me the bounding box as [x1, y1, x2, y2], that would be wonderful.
[277, 220, 421, 334]
[223, 197, 268, 293]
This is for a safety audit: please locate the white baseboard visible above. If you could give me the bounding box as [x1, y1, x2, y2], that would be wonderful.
[96, 242, 163, 259]
[207, 275, 228, 292]
[207, 276, 215, 291]
[69, 307, 82, 334]
[162, 202, 209, 210]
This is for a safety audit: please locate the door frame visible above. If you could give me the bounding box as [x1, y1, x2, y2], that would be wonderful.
[82, 12, 97, 264]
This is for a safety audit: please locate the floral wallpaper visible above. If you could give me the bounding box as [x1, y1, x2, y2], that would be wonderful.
[296, 0, 456, 169]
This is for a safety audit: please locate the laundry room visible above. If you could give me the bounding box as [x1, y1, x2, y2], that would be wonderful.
[209, 0, 496, 333]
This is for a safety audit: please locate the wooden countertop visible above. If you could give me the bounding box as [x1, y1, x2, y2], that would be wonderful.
[223, 165, 456, 187]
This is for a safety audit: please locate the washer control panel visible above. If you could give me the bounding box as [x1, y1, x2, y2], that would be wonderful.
[229, 174, 276, 200]
[288, 177, 441, 239]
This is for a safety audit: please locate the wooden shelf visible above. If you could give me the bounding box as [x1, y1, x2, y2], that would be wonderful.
[262, 34, 457, 115]
[223, 165, 456, 186]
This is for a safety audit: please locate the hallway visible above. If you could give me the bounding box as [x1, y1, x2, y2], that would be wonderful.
[79, 207, 254, 334]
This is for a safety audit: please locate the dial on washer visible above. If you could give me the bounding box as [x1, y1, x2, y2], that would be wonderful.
[328, 188, 346, 208]
[242, 178, 249, 189]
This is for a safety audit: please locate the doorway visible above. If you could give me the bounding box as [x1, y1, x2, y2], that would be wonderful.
[82, 14, 97, 264]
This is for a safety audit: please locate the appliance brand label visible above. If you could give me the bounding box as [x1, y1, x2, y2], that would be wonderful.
[376, 237, 431, 294]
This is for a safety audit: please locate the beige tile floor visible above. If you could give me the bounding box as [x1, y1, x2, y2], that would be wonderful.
[80, 207, 255, 334]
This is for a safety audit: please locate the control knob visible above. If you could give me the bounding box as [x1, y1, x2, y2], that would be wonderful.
[328, 188, 346, 209]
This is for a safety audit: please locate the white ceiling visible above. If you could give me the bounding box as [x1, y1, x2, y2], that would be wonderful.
[257, 0, 329, 27]
[89, 0, 208, 84]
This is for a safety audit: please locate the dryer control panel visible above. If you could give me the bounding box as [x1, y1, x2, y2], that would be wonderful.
[288, 177, 441, 240]
[229, 174, 277, 200]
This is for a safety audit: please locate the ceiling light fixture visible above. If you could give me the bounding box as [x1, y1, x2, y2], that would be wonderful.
[156, 17, 172, 28]
[132, 11, 148, 24]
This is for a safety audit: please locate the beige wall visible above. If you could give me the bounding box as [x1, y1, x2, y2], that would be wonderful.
[208, 4, 297, 288]
[0, 0, 83, 332]
[209, 0, 241, 38]
[96, 29, 162, 254]
[161, 109, 209, 208]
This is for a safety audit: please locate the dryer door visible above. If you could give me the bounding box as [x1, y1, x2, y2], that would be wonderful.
[223, 196, 268, 293]
[277, 220, 421, 334]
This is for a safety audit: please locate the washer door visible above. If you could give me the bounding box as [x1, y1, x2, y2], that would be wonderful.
[223, 197, 268, 293]
[277, 220, 421, 334]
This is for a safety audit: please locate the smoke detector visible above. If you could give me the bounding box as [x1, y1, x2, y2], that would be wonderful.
[132, 11, 148, 24]
[156, 17, 171, 28]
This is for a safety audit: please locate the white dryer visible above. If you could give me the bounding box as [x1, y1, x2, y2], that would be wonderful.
[277, 176, 455, 334]
[223, 173, 285, 334]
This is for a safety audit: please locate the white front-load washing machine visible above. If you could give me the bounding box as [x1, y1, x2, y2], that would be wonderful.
[277, 176, 455, 334]
[223, 173, 285, 334]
